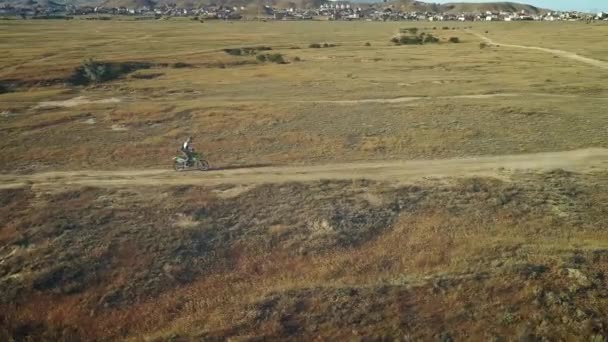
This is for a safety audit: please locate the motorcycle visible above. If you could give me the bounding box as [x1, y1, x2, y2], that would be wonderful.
[173, 152, 210, 171]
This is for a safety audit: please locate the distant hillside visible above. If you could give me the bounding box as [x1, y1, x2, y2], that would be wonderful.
[440, 2, 544, 14]
[1, 0, 547, 13]
[389, 1, 545, 14]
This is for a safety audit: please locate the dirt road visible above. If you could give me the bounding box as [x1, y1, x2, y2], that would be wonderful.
[470, 31, 608, 70]
[1, 148, 606, 189]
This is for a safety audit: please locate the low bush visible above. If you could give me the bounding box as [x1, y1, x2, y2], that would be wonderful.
[266, 53, 285, 64]
[172, 62, 192, 68]
[69, 59, 152, 85]
[423, 34, 439, 43]
[293, 56, 301, 62]
[392, 32, 439, 46]
[224, 48, 242, 56]
[364, 42, 371, 46]
[449, 37, 460, 43]
[256, 54, 267, 62]
[309, 43, 336, 49]
[224, 46, 272, 56]
[256, 53, 286, 64]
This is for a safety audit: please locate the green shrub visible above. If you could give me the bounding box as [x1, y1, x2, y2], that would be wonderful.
[69, 59, 151, 85]
[423, 34, 439, 43]
[256, 54, 267, 62]
[392, 31, 439, 46]
[479, 42, 488, 49]
[442, 26, 450, 30]
[400, 35, 423, 45]
[364, 42, 371, 46]
[172, 62, 191, 68]
[266, 53, 285, 64]
[309, 43, 335, 49]
[256, 53, 285, 64]
[224, 46, 271, 56]
[224, 48, 242, 56]
[449, 37, 460, 43]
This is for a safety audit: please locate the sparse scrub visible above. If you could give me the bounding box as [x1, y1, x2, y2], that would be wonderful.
[69, 59, 151, 85]
[392, 32, 439, 45]
[365, 42, 371, 46]
[224, 46, 272, 56]
[480, 42, 489, 49]
[309, 42, 336, 48]
[172, 62, 192, 68]
[255, 54, 267, 62]
[449, 37, 460, 43]
[256, 53, 286, 64]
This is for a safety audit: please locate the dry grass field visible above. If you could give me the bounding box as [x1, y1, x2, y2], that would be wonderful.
[1, 19, 608, 340]
[1, 20, 607, 171]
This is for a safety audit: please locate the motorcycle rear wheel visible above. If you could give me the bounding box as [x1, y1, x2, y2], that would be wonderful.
[197, 160, 210, 171]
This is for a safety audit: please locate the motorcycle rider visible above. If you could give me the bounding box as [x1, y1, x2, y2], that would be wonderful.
[181, 136, 195, 166]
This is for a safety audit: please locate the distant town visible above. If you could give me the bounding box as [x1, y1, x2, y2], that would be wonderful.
[2, 1, 607, 22]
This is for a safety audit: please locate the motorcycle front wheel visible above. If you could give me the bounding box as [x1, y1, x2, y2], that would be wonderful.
[174, 160, 185, 171]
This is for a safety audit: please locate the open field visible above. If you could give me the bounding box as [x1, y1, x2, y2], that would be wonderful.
[1, 19, 608, 340]
[1, 20, 607, 171]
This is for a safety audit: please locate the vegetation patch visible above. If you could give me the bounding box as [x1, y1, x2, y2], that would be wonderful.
[309, 42, 336, 48]
[256, 53, 287, 64]
[0, 82, 11, 94]
[391, 32, 439, 45]
[223, 46, 272, 56]
[69, 59, 152, 85]
[449, 37, 461, 43]
[172, 62, 193, 68]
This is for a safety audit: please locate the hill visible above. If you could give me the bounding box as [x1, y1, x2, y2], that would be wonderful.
[440, 1, 544, 14]
[390, 1, 545, 14]
[1, 0, 547, 13]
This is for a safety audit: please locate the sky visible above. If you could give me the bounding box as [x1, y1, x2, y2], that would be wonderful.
[433, 1, 607, 12]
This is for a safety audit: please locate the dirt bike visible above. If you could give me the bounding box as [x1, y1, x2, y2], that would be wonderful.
[173, 152, 210, 171]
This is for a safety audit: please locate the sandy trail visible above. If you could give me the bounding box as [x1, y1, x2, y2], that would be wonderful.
[470, 31, 608, 70]
[1, 148, 606, 189]
[301, 93, 608, 104]
[31, 92, 608, 109]
[35, 96, 121, 108]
